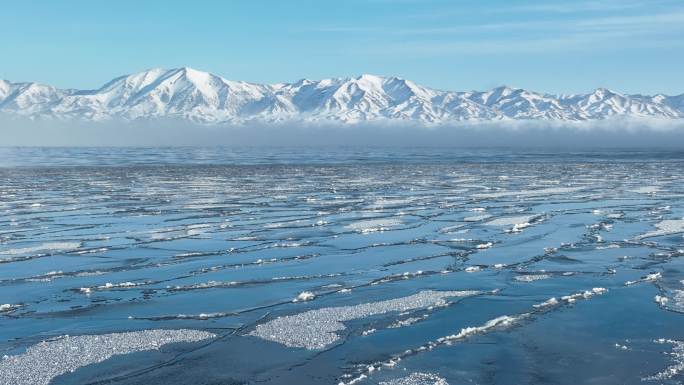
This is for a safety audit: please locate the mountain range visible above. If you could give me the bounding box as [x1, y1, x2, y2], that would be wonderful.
[1, 67, 683, 125]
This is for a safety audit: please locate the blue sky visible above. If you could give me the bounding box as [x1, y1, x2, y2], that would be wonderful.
[2, 0, 683, 94]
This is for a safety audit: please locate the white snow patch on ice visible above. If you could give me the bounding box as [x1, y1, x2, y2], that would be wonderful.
[0, 329, 215, 385]
[379, 372, 449, 385]
[250, 290, 480, 349]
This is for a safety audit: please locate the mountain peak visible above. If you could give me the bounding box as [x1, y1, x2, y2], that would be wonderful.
[355, 74, 386, 84]
[592, 87, 617, 96]
[1, 69, 682, 123]
[174, 66, 207, 76]
[358, 73, 382, 78]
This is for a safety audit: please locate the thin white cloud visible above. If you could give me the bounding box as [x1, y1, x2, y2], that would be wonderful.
[309, 8, 684, 55]
[312, 10, 684, 36]
[348, 33, 682, 56]
[490, 0, 658, 14]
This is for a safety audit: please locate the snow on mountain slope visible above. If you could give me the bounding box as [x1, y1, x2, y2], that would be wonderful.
[0, 67, 682, 124]
[663, 93, 684, 113]
[0, 81, 74, 114]
[557, 88, 681, 119]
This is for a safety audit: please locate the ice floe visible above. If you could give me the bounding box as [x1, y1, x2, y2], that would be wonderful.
[441, 315, 521, 342]
[129, 312, 232, 321]
[0, 329, 216, 385]
[654, 289, 684, 312]
[0, 242, 81, 256]
[636, 219, 684, 239]
[514, 274, 551, 282]
[341, 285, 612, 385]
[345, 218, 403, 233]
[388, 315, 429, 329]
[483, 214, 542, 233]
[341, 313, 524, 385]
[629, 186, 660, 194]
[78, 281, 153, 293]
[624, 272, 661, 286]
[463, 214, 492, 222]
[249, 290, 480, 349]
[293, 291, 316, 302]
[0, 303, 20, 313]
[485, 215, 538, 227]
[472, 187, 583, 199]
[643, 339, 683, 381]
[560, 288, 607, 303]
[533, 297, 559, 309]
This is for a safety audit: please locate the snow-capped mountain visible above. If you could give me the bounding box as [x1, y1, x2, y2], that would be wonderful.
[1, 67, 682, 124]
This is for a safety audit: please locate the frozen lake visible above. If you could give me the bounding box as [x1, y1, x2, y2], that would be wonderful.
[0, 147, 683, 385]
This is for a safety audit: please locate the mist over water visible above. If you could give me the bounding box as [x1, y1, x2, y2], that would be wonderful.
[2, 116, 684, 148]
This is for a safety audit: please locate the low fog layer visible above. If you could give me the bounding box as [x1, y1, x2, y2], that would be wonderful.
[2, 116, 683, 148]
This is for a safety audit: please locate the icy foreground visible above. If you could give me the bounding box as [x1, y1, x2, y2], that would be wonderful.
[1, 149, 683, 385]
[0, 330, 215, 385]
[1, 67, 683, 124]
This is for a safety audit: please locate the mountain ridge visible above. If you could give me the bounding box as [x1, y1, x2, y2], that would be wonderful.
[1, 67, 683, 124]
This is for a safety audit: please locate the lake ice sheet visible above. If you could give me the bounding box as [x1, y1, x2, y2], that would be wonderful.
[0, 148, 683, 385]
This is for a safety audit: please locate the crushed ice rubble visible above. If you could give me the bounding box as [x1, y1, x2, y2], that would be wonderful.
[624, 272, 661, 286]
[293, 291, 316, 302]
[0, 329, 216, 385]
[0, 303, 20, 313]
[654, 288, 684, 312]
[514, 274, 551, 282]
[378, 372, 449, 385]
[249, 290, 480, 349]
[643, 339, 684, 381]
